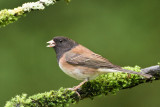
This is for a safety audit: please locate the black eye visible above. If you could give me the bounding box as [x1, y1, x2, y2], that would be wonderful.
[59, 40, 62, 43]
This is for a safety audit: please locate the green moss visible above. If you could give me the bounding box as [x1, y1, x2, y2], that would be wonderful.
[123, 65, 141, 72]
[0, 0, 67, 28]
[5, 94, 27, 107]
[158, 62, 160, 65]
[5, 66, 154, 107]
[5, 88, 78, 107]
[81, 66, 146, 99]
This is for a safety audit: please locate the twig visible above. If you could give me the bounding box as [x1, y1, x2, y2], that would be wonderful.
[0, 0, 70, 27]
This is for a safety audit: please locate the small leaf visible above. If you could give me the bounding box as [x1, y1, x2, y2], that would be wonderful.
[65, 0, 71, 3]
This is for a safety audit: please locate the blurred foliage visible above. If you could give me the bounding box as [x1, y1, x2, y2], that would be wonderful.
[0, 8, 24, 27]
[0, 0, 160, 107]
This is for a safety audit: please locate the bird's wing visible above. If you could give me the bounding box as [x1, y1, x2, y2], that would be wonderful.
[65, 51, 119, 69]
[65, 49, 152, 78]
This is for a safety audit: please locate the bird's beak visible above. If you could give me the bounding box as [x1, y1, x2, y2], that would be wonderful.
[46, 40, 56, 47]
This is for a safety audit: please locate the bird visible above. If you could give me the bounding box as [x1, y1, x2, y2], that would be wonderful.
[47, 36, 152, 90]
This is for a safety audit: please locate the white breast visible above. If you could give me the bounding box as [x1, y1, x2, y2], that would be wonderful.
[59, 63, 97, 80]
[98, 68, 120, 73]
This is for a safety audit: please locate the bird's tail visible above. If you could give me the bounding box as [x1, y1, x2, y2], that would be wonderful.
[118, 68, 152, 78]
[98, 68, 152, 78]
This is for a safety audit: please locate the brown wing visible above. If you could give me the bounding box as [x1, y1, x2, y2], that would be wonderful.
[65, 45, 152, 78]
[65, 46, 119, 69]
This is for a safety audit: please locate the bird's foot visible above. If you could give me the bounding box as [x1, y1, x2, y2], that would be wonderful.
[67, 87, 81, 99]
[67, 79, 88, 99]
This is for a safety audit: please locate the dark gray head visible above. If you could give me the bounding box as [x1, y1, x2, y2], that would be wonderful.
[47, 36, 78, 61]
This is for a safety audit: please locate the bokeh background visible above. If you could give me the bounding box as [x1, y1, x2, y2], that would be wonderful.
[0, 0, 160, 106]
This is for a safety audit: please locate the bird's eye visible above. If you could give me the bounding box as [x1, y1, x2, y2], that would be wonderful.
[59, 40, 62, 43]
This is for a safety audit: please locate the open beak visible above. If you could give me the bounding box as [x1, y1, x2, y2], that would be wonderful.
[46, 40, 56, 47]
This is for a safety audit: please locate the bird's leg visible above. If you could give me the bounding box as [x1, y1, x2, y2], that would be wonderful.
[68, 78, 88, 98]
[68, 78, 89, 91]
[72, 78, 88, 91]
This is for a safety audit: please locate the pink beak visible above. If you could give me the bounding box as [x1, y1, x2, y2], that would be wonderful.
[46, 40, 56, 47]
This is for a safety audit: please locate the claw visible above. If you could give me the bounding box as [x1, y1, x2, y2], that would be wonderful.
[67, 88, 81, 99]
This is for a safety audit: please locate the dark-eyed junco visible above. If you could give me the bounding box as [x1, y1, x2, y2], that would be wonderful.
[47, 36, 152, 90]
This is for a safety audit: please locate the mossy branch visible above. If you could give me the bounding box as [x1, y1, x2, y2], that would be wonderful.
[5, 64, 160, 107]
[0, 0, 70, 28]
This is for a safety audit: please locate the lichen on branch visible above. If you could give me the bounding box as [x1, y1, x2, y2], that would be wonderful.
[5, 64, 160, 107]
[0, 0, 70, 27]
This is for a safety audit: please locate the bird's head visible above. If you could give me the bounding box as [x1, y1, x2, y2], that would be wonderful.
[47, 36, 78, 49]
[47, 36, 78, 59]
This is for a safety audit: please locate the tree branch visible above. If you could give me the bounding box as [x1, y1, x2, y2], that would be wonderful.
[5, 63, 160, 107]
[0, 0, 70, 28]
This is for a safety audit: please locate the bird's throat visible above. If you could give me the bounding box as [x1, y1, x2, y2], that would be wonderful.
[53, 44, 78, 62]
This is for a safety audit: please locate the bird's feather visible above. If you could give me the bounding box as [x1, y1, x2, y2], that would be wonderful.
[65, 45, 152, 78]
[65, 45, 120, 69]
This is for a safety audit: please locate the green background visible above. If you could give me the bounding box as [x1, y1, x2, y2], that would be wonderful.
[0, 0, 160, 106]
